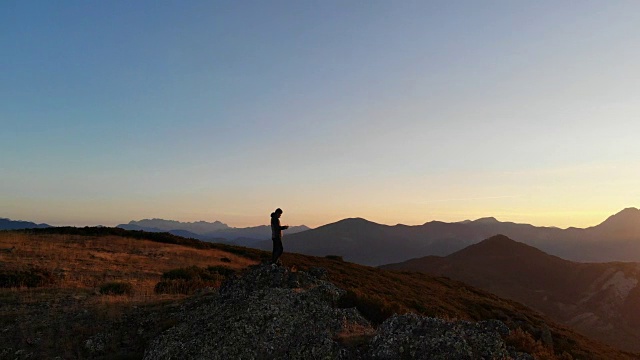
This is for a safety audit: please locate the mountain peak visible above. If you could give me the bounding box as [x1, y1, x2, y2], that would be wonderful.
[473, 217, 500, 224]
[596, 207, 640, 233]
[482, 234, 514, 243]
[334, 217, 378, 225]
[471, 234, 523, 250]
[448, 234, 551, 261]
[611, 207, 639, 218]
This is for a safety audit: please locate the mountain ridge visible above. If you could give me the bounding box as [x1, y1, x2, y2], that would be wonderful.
[273, 207, 640, 265]
[0, 218, 51, 230]
[117, 218, 310, 244]
[8, 207, 640, 263]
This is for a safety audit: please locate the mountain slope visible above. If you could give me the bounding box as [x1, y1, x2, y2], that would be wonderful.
[382, 235, 640, 352]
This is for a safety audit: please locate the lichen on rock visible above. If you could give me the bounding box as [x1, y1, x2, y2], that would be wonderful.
[366, 314, 514, 359]
[143, 263, 532, 360]
[144, 264, 371, 359]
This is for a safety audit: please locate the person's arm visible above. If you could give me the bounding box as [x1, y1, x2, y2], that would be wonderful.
[276, 218, 288, 230]
[280, 220, 289, 230]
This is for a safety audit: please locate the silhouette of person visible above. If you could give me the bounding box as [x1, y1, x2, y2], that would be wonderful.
[271, 208, 289, 265]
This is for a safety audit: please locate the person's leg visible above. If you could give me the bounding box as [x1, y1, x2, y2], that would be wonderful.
[271, 238, 277, 263]
[272, 238, 283, 264]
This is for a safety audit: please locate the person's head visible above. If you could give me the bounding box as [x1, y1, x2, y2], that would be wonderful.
[274, 208, 283, 218]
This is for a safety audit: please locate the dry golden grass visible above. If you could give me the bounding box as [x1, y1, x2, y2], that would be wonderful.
[0, 230, 259, 359]
[0, 231, 256, 297]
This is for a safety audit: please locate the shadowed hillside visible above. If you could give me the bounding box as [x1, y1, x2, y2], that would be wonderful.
[1, 228, 638, 359]
[382, 235, 640, 352]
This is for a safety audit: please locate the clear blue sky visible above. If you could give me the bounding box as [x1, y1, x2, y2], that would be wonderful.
[2, 1, 639, 228]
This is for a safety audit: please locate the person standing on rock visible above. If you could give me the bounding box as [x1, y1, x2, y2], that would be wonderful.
[271, 208, 289, 265]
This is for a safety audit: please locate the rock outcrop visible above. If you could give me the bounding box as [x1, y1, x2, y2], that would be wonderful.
[144, 264, 531, 360]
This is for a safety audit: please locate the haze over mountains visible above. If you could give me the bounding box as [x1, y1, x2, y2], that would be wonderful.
[0, 218, 51, 230]
[4, 207, 640, 266]
[265, 207, 640, 266]
[382, 235, 640, 352]
[116, 219, 310, 246]
[10, 208, 636, 264]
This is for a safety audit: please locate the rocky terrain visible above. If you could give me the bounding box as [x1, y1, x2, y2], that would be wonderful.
[144, 263, 532, 360]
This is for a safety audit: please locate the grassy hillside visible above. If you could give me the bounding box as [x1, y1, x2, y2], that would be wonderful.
[1, 228, 637, 359]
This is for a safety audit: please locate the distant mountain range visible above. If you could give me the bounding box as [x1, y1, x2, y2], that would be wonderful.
[117, 219, 310, 245]
[381, 235, 640, 352]
[0, 218, 51, 230]
[7, 207, 640, 265]
[257, 207, 640, 266]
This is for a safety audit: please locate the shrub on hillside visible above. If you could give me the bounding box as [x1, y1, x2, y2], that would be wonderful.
[99, 281, 134, 296]
[337, 289, 403, 325]
[154, 279, 214, 295]
[206, 265, 236, 277]
[205, 242, 268, 261]
[155, 265, 236, 295]
[325, 255, 344, 261]
[0, 267, 56, 288]
[161, 266, 203, 281]
[505, 327, 570, 360]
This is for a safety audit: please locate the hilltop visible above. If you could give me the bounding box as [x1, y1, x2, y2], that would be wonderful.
[0, 228, 637, 359]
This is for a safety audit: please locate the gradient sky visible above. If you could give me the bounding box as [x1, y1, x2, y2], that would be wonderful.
[2, 1, 639, 228]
